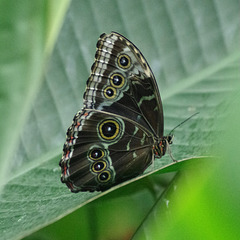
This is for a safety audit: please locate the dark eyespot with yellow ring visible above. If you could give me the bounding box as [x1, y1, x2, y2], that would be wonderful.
[98, 171, 111, 182]
[103, 86, 116, 99]
[89, 148, 104, 160]
[91, 161, 106, 173]
[110, 73, 125, 88]
[117, 54, 131, 69]
[99, 119, 120, 140]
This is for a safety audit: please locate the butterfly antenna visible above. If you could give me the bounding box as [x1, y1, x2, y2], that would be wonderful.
[168, 112, 199, 136]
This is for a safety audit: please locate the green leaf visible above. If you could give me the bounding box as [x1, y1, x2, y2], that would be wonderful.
[0, 0, 46, 187]
[0, 0, 239, 239]
[133, 92, 240, 240]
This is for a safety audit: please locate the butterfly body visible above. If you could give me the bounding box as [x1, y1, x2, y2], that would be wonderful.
[59, 32, 172, 192]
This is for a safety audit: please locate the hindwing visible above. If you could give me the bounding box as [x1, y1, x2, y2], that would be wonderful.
[60, 110, 154, 192]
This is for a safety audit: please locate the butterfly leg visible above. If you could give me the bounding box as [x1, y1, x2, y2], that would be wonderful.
[166, 140, 178, 162]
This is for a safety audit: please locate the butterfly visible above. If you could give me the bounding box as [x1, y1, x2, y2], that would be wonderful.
[59, 32, 173, 192]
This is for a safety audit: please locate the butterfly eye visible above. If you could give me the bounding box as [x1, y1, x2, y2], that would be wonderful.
[103, 86, 117, 99]
[110, 73, 125, 88]
[98, 171, 111, 182]
[91, 161, 106, 173]
[117, 54, 131, 69]
[89, 148, 104, 160]
[99, 120, 120, 140]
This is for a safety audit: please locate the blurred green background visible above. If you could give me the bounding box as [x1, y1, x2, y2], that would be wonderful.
[0, 0, 239, 239]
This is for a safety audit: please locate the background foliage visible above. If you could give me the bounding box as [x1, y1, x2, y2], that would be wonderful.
[0, 0, 239, 239]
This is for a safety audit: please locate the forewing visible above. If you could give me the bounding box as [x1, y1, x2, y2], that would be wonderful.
[84, 32, 164, 137]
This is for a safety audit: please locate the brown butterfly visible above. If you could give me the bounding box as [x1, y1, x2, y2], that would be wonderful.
[59, 32, 173, 192]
